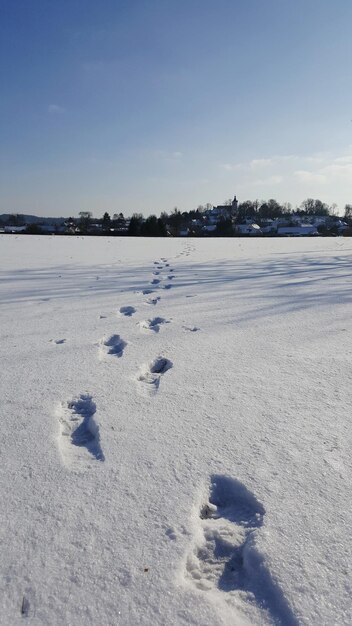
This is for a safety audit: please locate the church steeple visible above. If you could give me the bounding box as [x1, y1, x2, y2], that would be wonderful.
[232, 195, 238, 212]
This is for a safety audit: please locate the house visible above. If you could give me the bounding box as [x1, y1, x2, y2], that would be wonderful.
[236, 223, 261, 235]
[202, 224, 217, 234]
[277, 224, 318, 236]
[4, 225, 27, 233]
[260, 219, 276, 234]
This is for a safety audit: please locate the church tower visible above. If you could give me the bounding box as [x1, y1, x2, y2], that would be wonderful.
[232, 195, 238, 214]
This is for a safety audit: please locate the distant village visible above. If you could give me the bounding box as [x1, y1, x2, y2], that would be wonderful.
[1, 195, 351, 237]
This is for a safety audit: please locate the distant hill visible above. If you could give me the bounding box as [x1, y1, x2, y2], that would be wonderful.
[0, 214, 66, 225]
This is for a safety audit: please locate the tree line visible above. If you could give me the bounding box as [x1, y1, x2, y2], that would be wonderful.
[3, 197, 352, 236]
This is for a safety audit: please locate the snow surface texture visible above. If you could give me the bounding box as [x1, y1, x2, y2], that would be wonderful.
[1, 235, 352, 625]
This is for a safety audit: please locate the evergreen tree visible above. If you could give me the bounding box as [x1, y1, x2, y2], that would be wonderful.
[102, 212, 111, 232]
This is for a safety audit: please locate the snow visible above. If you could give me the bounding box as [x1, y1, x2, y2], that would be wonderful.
[1, 234, 352, 625]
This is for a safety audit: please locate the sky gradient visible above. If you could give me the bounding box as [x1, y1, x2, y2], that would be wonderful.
[1, 0, 352, 217]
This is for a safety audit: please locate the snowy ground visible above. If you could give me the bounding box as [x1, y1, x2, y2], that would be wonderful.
[1, 234, 352, 626]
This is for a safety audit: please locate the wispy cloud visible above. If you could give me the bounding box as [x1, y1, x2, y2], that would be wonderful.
[221, 150, 352, 187]
[294, 170, 326, 184]
[218, 149, 352, 209]
[294, 155, 352, 185]
[48, 104, 66, 114]
[152, 149, 183, 160]
[250, 158, 274, 169]
[253, 175, 283, 186]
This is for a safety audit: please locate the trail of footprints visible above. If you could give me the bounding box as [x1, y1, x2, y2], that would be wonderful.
[53, 249, 289, 623]
[57, 255, 184, 469]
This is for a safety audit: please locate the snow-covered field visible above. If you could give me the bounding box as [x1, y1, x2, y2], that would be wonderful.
[1, 234, 351, 626]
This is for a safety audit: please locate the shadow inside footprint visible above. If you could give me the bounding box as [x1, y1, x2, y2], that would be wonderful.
[64, 394, 104, 462]
[201, 475, 265, 527]
[119, 306, 136, 317]
[139, 317, 168, 333]
[102, 334, 127, 357]
[137, 357, 173, 395]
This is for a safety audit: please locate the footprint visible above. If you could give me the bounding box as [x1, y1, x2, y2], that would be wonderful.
[57, 394, 104, 469]
[99, 334, 127, 358]
[21, 595, 31, 617]
[50, 338, 66, 344]
[142, 289, 155, 295]
[161, 284, 172, 290]
[145, 296, 161, 306]
[185, 475, 297, 625]
[139, 317, 169, 333]
[153, 271, 160, 276]
[20, 588, 35, 618]
[150, 278, 160, 285]
[136, 356, 173, 396]
[167, 275, 175, 280]
[119, 306, 136, 317]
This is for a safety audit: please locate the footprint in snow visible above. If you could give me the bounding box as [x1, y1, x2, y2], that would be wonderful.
[57, 394, 104, 470]
[161, 284, 172, 290]
[151, 278, 160, 285]
[99, 334, 127, 359]
[139, 317, 169, 333]
[119, 306, 136, 317]
[143, 289, 155, 295]
[185, 475, 298, 625]
[136, 357, 172, 396]
[145, 296, 161, 306]
[21, 588, 36, 618]
[50, 338, 66, 344]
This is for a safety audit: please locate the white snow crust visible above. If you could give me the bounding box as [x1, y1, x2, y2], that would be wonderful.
[0, 234, 352, 625]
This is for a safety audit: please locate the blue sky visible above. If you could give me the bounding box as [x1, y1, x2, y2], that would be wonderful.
[1, 0, 352, 217]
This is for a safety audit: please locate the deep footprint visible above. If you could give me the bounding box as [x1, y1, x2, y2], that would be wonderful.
[145, 296, 161, 305]
[136, 356, 172, 395]
[119, 306, 136, 317]
[57, 394, 104, 469]
[186, 475, 297, 625]
[100, 334, 127, 358]
[139, 317, 169, 333]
